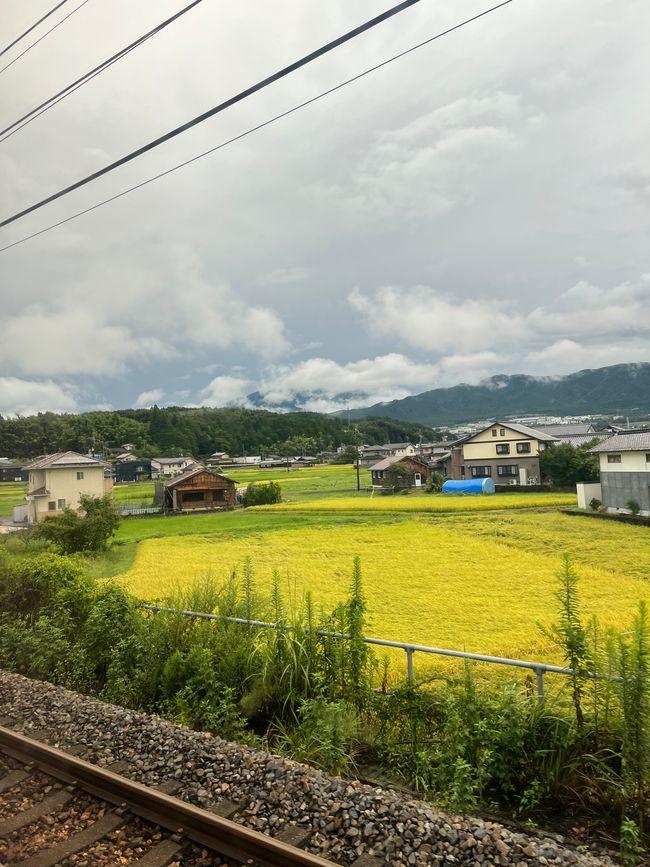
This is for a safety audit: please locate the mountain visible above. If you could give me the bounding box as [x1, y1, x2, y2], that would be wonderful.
[341, 363, 650, 427]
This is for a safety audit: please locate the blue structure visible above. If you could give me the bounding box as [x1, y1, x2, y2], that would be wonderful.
[442, 478, 495, 494]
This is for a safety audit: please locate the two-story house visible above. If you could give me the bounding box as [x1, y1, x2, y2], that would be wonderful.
[23, 451, 111, 524]
[151, 456, 196, 478]
[588, 430, 650, 515]
[448, 421, 558, 485]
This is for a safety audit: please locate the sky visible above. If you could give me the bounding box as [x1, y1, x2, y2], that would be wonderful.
[0, 0, 648, 417]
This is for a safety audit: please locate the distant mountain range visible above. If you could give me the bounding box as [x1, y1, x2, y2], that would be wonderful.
[339, 363, 650, 427]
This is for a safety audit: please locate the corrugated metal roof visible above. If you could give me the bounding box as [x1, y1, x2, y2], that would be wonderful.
[370, 455, 428, 471]
[24, 451, 108, 470]
[165, 465, 237, 487]
[589, 430, 650, 453]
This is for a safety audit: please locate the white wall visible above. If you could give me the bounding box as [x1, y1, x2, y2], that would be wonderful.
[599, 451, 650, 473]
[577, 482, 602, 510]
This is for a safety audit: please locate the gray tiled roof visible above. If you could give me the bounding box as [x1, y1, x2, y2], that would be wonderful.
[24, 451, 108, 470]
[451, 421, 559, 446]
[536, 423, 595, 436]
[589, 430, 650, 453]
[370, 455, 428, 471]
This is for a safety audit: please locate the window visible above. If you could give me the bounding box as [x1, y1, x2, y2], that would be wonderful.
[497, 465, 519, 477]
[607, 454, 622, 464]
[496, 444, 510, 454]
[517, 442, 531, 454]
[76, 471, 84, 480]
[48, 501, 56, 511]
[183, 491, 205, 502]
[491, 429, 497, 437]
[57, 499, 66, 509]
[471, 466, 491, 477]
[500, 428, 506, 436]
[646, 454, 650, 463]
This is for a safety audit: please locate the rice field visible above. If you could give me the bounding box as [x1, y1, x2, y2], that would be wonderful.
[249, 492, 578, 513]
[0, 483, 27, 518]
[116, 511, 649, 668]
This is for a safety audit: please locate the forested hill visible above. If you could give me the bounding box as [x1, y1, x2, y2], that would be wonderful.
[344, 363, 650, 426]
[0, 406, 433, 461]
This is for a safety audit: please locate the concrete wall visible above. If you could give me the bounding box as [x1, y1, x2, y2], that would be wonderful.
[601, 471, 650, 515]
[599, 452, 650, 473]
[28, 466, 107, 523]
[576, 482, 602, 510]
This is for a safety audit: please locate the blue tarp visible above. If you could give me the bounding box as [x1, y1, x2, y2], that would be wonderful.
[442, 478, 495, 494]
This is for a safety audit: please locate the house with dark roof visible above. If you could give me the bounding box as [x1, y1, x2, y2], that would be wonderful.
[589, 430, 650, 515]
[447, 421, 558, 485]
[156, 465, 238, 513]
[22, 451, 111, 524]
[370, 455, 430, 489]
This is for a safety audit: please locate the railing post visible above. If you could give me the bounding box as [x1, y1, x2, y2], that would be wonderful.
[405, 647, 414, 681]
[535, 667, 544, 701]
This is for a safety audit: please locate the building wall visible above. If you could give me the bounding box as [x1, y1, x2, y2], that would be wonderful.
[28, 466, 107, 523]
[463, 426, 544, 460]
[601, 471, 650, 514]
[463, 456, 541, 483]
[599, 452, 650, 473]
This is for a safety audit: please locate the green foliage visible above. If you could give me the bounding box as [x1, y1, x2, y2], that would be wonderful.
[539, 441, 600, 487]
[425, 471, 445, 493]
[626, 500, 641, 516]
[331, 446, 359, 464]
[589, 497, 603, 512]
[33, 495, 120, 553]
[273, 698, 358, 774]
[242, 481, 282, 507]
[383, 463, 414, 488]
[620, 817, 644, 867]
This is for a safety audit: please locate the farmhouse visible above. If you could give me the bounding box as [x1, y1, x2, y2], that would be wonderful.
[22, 451, 111, 524]
[370, 455, 430, 488]
[0, 460, 26, 483]
[589, 430, 650, 515]
[205, 450, 232, 469]
[359, 442, 416, 468]
[157, 466, 237, 513]
[448, 421, 558, 485]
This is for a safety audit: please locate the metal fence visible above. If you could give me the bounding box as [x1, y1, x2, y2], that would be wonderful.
[141, 604, 598, 700]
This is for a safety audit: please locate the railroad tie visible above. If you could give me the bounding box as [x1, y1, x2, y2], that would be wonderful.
[275, 824, 311, 848]
[154, 779, 182, 796]
[350, 855, 386, 867]
[207, 799, 241, 819]
[0, 769, 28, 794]
[12, 811, 125, 867]
[130, 836, 184, 866]
[0, 788, 73, 836]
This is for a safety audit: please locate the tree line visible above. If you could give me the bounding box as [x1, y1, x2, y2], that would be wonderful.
[0, 406, 433, 461]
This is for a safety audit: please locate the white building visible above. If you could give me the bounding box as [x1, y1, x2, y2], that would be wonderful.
[589, 430, 650, 515]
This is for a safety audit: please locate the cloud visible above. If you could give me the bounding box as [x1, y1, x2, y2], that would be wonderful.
[135, 388, 165, 408]
[258, 266, 311, 286]
[0, 378, 78, 416]
[349, 287, 525, 354]
[201, 376, 252, 407]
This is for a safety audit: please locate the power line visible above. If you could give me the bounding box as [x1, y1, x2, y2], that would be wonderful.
[0, 0, 205, 144]
[0, 0, 70, 58]
[0, 0, 420, 229]
[0, 0, 513, 255]
[0, 0, 91, 76]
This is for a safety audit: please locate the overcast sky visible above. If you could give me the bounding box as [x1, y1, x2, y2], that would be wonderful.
[0, 0, 648, 417]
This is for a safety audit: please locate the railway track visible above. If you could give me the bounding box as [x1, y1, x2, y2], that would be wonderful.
[0, 726, 345, 867]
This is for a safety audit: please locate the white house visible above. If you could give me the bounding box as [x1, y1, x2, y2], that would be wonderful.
[589, 430, 650, 515]
[151, 456, 196, 478]
[22, 451, 111, 524]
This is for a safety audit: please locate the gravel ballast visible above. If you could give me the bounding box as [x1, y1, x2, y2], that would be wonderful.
[0, 670, 619, 867]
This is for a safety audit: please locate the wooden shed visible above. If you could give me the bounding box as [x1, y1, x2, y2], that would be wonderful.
[159, 466, 238, 513]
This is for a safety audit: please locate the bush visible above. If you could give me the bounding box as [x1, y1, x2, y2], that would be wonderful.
[242, 481, 282, 507]
[626, 500, 641, 516]
[589, 497, 603, 512]
[33, 495, 120, 553]
[426, 472, 445, 493]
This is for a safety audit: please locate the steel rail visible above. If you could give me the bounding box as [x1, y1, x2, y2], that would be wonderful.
[0, 726, 337, 867]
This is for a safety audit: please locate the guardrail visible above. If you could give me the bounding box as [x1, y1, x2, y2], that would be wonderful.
[141, 604, 601, 700]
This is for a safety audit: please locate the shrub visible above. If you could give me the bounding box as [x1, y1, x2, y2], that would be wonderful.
[33, 495, 120, 553]
[589, 497, 603, 512]
[243, 481, 282, 507]
[626, 500, 641, 516]
[425, 471, 445, 493]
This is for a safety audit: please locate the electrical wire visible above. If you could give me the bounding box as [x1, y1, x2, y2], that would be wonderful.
[0, 0, 91, 76]
[0, 0, 205, 144]
[0, 0, 420, 230]
[0, 0, 512, 254]
[0, 0, 70, 57]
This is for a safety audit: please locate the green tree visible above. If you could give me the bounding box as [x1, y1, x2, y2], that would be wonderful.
[539, 440, 600, 487]
[34, 495, 120, 554]
[384, 463, 414, 489]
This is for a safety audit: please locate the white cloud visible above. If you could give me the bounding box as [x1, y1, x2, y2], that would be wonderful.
[0, 377, 78, 416]
[135, 388, 165, 408]
[201, 376, 252, 407]
[258, 266, 311, 286]
[0, 307, 169, 377]
[349, 287, 525, 354]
